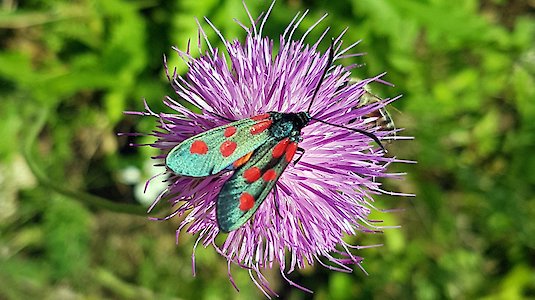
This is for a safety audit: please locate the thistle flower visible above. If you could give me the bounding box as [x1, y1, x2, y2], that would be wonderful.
[129, 2, 408, 297]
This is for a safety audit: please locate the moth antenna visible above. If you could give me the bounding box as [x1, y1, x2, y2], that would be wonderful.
[310, 117, 386, 152]
[307, 38, 335, 113]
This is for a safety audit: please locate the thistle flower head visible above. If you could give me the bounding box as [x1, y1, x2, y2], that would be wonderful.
[131, 2, 408, 297]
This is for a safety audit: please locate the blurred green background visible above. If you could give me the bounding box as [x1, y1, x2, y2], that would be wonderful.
[1, 0, 534, 299]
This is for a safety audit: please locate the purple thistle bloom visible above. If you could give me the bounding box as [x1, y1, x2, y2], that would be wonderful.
[129, 2, 410, 297]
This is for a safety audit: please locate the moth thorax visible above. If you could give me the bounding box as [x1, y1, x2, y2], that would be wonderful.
[270, 121, 294, 139]
[269, 112, 310, 138]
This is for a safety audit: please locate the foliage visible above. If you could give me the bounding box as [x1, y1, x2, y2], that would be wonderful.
[1, 0, 533, 299]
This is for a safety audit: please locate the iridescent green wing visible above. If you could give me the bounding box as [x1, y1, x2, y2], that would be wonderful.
[216, 137, 299, 232]
[166, 113, 273, 177]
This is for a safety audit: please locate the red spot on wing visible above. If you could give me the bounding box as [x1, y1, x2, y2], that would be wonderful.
[251, 113, 270, 121]
[224, 126, 237, 137]
[285, 142, 298, 162]
[272, 138, 290, 158]
[263, 169, 277, 181]
[220, 141, 237, 157]
[239, 192, 255, 211]
[250, 119, 273, 135]
[243, 167, 261, 183]
[190, 140, 208, 155]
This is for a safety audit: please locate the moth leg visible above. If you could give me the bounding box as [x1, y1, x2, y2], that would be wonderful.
[273, 184, 282, 220]
[293, 147, 306, 166]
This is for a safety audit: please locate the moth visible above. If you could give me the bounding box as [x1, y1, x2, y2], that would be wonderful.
[166, 46, 385, 232]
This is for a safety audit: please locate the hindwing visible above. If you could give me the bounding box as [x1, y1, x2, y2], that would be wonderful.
[166, 113, 273, 177]
[216, 137, 299, 232]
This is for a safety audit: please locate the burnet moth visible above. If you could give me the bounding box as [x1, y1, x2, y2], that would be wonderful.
[165, 43, 386, 232]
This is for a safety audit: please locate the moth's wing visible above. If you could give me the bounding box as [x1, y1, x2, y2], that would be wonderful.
[216, 137, 299, 232]
[166, 114, 274, 177]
